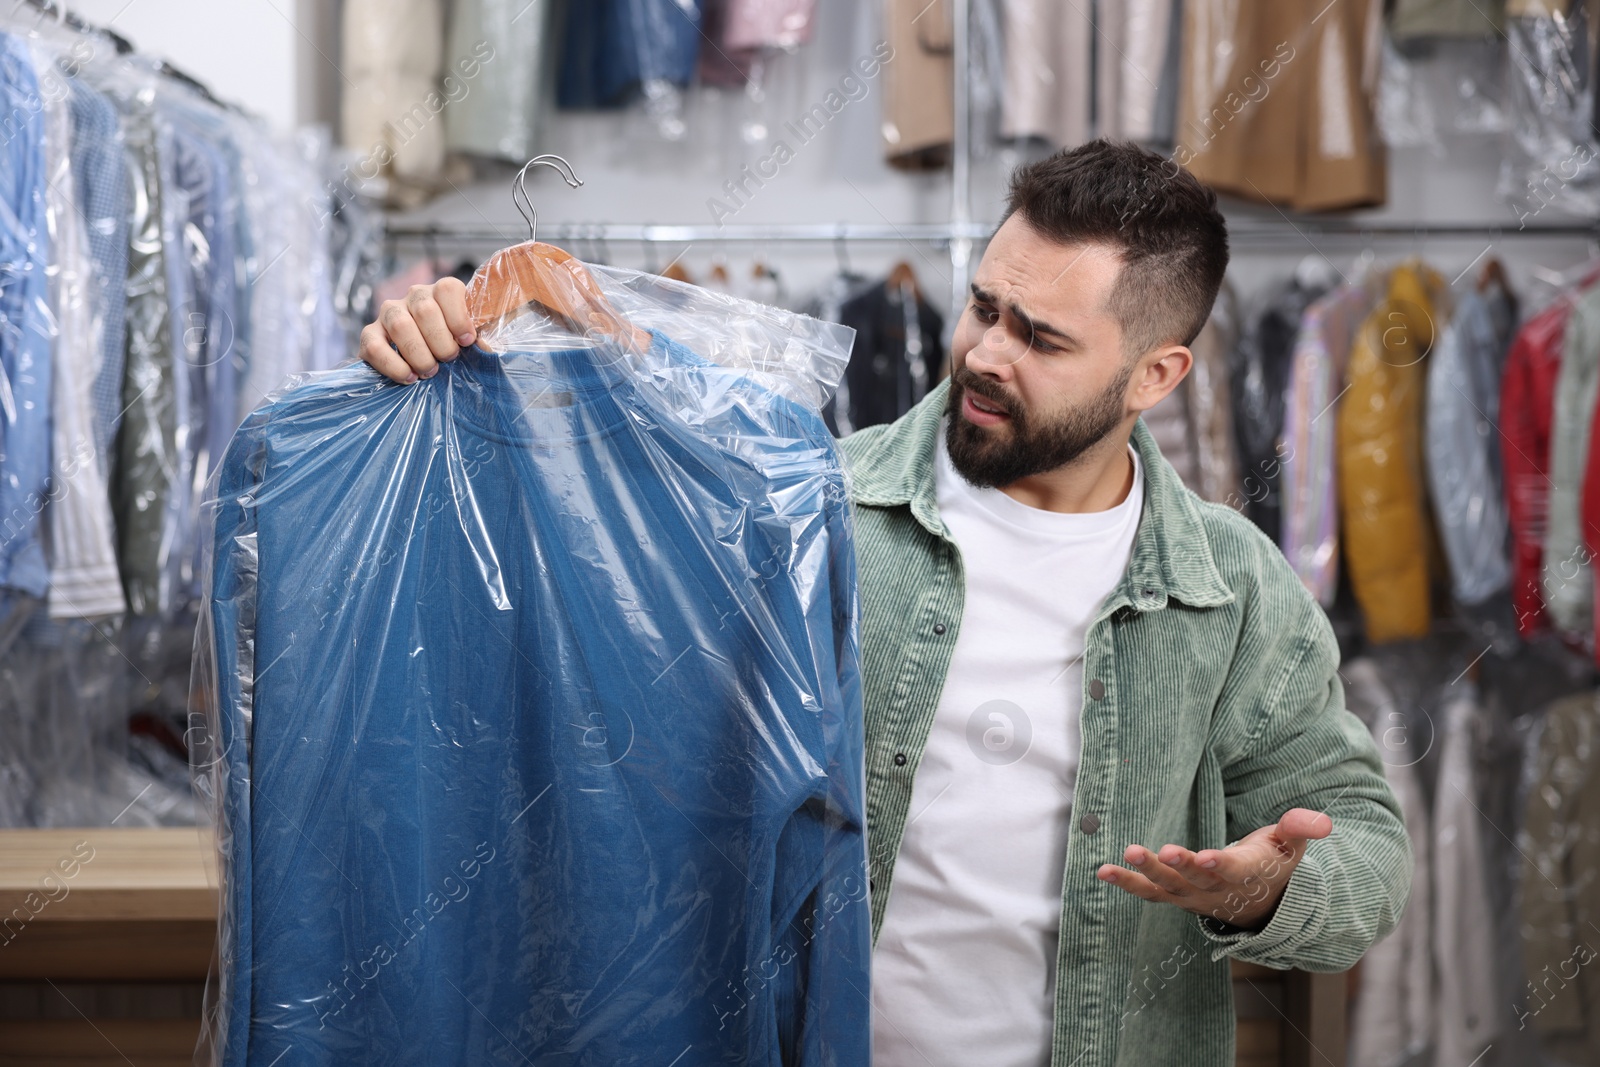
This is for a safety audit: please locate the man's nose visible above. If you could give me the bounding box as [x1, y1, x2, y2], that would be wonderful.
[966, 324, 1027, 371]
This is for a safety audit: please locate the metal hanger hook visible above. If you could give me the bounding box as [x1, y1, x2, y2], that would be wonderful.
[512, 154, 583, 243]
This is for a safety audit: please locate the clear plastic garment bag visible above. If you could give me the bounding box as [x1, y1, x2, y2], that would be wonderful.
[192, 174, 871, 1065]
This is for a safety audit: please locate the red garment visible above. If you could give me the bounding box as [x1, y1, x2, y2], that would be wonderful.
[1503, 301, 1571, 636]
[1585, 346, 1600, 663]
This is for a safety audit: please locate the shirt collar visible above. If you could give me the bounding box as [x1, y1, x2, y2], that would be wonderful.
[843, 379, 1236, 611]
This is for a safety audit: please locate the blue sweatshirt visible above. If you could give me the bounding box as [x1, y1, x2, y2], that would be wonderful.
[207, 334, 869, 1066]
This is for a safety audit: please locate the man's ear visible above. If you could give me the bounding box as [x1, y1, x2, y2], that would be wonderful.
[1126, 345, 1193, 414]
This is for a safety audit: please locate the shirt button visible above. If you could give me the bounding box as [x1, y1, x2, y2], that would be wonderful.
[1089, 678, 1107, 700]
[933, 622, 947, 635]
[893, 752, 908, 766]
[1080, 814, 1101, 835]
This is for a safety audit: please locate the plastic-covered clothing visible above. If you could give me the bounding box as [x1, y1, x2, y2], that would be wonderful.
[837, 277, 942, 432]
[1500, 7, 1600, 221]
[340, 0, 445, 184]
[1425, 282, 1517, 606]
[556, 0, 704, 109]
[1141, 384, 1195, 494]
[722, 0, 817, 49]
[68, 79, 130, 460]
[444, 0, 547, 162]
[1281, 283, 1370, 606]
[1519, 689, 1600, 1064]
[35, 42, 124, 619]
[1179, 0, 1387, 211]
[195, 259, 869, 1065]
[1186, 280, 1241, 504]
[1231, 276, 1328, 542]
[1143, 283, 1240, 504]
[1337, 264, 1446, 644]
[1095, 0, 1176, 142]
[882, 0, 953, 168]
[1344, 658, 1432, 1067]
[0, 32, 53, 603]
[1502, 297, 1574, 636]
[113, 109, 180, 617]
[1432, 689, 1498, 1066]
[1544, 284, 1600, 635]
[998, 0, 1090, 148]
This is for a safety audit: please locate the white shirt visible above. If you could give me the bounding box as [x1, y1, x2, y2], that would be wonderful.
[871, 427, 1145, 1067]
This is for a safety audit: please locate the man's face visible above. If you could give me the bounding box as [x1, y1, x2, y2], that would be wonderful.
[945, 215, 1142, 489]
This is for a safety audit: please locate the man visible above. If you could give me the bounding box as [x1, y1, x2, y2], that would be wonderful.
[358, 140, 1408, 1067]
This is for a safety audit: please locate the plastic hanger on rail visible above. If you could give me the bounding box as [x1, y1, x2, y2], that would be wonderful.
[464, 154, 647, 352]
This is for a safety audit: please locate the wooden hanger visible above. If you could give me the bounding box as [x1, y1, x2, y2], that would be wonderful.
[887, 260, 919, 300]
[661, 261, 693, 284]
[1477, 256, 1507, 294]
[464, 155, 647, 351]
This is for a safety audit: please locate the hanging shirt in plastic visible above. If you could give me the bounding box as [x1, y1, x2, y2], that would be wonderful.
[1095, 0, 1176, 142]
[1343, 658, 1433, 1067]
[0, 33, 53, 605]
[1178, 0, 1387, 211]
[1519, 689, 1600, 1064]
[1425, 282, 1517, 606]
[1543, 284, 1600, 636]
[882, 0, 953, 168]
[1500, 3, 1600, 219]
[722, 0, 816, 49]
[34, 42, 124, 620]
[556, 0, 703, 109]
[1337, 263, 1446, 644]
[1230, 276, 1327, 543]
[800, 270, 872, 436]
[1134, 281, 1241, 497]
[68, 80, 131, 461]
[1431, 689, 1499, 1066]
[837, 278, 943, 432]
[341, 0, 445, 185]
[1181, 280, 1241, 504]
[444, 0, 547, 162]
[1141, 372, 1198, 492]
[1502, 293, 1576, 636]
[1281, 283, 1370, 606]
[998, 0, 1091, 148]
[195, 258, 870, 1066]
[112, 108, 182, 617]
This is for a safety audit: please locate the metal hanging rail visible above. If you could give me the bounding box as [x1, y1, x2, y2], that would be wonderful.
[383, 219, 1600, 245]
[382, 221, 996, 244]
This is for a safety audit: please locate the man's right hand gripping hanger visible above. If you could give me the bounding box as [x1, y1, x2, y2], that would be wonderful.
[466, 154, 652, 353]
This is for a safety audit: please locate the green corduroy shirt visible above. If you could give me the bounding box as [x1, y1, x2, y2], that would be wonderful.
[837, 381, 1411, 1067]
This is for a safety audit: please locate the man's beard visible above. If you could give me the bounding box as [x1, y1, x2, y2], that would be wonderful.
[944, 363, 1131, 488]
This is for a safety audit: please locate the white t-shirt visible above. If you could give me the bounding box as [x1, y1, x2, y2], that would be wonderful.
[871, 426, 1145, 1067]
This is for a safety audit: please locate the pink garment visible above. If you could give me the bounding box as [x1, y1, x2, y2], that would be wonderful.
[372, 258, 445, 309]
[722, 0, 816, 50]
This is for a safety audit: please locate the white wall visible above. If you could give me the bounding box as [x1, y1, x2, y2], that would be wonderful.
[68, 0, 338, 133]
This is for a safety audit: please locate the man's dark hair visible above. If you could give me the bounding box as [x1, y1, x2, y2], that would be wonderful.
[999, 139, 1230, 357]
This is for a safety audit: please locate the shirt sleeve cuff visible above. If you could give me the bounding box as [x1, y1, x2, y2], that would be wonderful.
[1196, 843, 1329, 966]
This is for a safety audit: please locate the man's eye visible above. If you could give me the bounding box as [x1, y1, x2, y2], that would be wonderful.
[1030, 336, 1060, 354]
[973, 304, 998, 322]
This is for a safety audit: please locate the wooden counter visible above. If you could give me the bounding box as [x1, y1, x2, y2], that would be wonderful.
[0, 828, 217, 981]
[0, 827, 1346, 1065]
